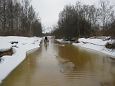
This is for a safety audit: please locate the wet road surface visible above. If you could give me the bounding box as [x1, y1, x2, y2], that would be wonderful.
[1, 39, 115, 86]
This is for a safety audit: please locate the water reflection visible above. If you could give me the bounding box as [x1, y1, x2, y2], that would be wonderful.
[44, 43, 48, 50]
[57, 44, 115, 86]
[0, 40, 115, 86]
[58, 45, 92, 69]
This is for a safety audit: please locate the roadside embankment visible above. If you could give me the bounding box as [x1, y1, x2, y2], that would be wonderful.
[0, 36, 42, 84]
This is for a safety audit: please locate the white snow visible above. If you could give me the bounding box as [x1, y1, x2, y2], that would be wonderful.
[0, 36, 42, 84]
[73, 38, 115, 57]
[56, 39, 71, 44]
[78, 38, 107, 46]
[57, 37, 115, 57]
[0, 40, 12, 52]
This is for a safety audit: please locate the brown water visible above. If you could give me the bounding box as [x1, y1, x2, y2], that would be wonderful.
[1, 39, 115, 86]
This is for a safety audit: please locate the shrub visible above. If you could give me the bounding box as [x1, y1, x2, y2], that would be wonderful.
[105, 42, 115, 49]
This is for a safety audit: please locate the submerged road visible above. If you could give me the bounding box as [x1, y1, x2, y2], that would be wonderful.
[1, 38, 115, 86]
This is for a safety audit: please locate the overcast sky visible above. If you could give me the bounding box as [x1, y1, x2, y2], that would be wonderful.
[31, 0, 115, 32]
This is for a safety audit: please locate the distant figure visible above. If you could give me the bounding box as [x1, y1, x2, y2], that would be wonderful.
[44, 36, 49, 43]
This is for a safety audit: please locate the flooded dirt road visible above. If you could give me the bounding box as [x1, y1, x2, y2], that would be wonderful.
[1, 39, 115, 86]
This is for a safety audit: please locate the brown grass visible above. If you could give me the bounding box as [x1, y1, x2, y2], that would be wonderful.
[0, 48, 13, 57]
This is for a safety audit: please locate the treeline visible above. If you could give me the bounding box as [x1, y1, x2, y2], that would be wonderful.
[52, 1, 115, 39]
[0, 0, 42, 36]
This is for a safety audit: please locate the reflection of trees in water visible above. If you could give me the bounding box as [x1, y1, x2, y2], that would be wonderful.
[109, 58, 115, 86]
[58, 45, 94, 71]
[57, 45, 115, 86]
[99, 56, 115, 86]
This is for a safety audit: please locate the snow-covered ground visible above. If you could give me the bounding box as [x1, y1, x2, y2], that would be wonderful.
[56, 39, 71, 44]
[74, 38, 115, 57]
[0, 36, 42, 84]
[57, 37, 115, 57]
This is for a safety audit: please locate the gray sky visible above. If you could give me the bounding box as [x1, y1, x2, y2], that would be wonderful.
[31, 0, 115, 32]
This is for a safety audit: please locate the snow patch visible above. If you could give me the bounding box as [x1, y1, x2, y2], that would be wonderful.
[73, 38, 115, 57]
[0, 36, 42, 84]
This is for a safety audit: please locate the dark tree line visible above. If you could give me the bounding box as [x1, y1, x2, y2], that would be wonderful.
[52, 1, 115, 39]
[0, 0, 42, 36]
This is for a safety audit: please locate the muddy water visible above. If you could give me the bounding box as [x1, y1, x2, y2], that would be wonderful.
[1, 40, 115, 86]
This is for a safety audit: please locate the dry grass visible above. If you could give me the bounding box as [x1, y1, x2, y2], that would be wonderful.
[0, 48, 13, 62]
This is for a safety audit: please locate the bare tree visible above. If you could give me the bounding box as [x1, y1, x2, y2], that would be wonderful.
[99, 0, 114, 29]
[0, 0, 42, 36]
